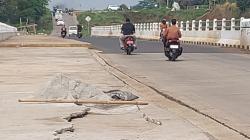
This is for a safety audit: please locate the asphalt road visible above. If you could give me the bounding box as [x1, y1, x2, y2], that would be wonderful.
[80, 36, 244, 54]
[80, 36, 250, 138]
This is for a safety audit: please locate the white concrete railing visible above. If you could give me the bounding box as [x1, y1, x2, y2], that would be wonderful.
[91, 17, 250, 49]
[0, 22, 17, 41]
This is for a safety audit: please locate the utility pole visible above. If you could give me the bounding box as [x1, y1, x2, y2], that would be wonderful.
[19, 17, 22, 26]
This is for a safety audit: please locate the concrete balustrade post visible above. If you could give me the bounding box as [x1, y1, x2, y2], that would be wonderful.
[180, 21, 184, 31]
[192, 20, 196, 31]
[186, 21, 190, 31]
[140, 23, 143, 31]
[134, 24, 137, 30]
[231, 18, 235, 31]
[143, 23, 146, 31]
[150, 23, 153, 31]
[240, 17, 244, 30]
[206, 19, 210, 31]
[176, 21, 179, 27]
[222, 18, 226, 31]
[213, 19, 217, 31]
[198, 20, 203, 31]
[153, 23, 158, 31]
[158, 22, 161, 31]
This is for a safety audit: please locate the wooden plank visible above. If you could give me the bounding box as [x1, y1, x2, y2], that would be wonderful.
[18, 99, 149, 105]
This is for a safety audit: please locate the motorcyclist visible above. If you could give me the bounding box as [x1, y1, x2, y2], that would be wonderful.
[164, 19, 182, 49]
[119, 18, 136, 50]
[77, 24, 83, 38]
[160, 19, 168, 47]
[160, 19, 168, 37]
[61, 25, 67, 35]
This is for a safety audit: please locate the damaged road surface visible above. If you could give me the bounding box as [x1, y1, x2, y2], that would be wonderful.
[0, 46, 246, 140]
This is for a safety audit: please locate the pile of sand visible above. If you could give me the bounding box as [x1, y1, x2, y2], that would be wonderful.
[34, 73, 138, 102]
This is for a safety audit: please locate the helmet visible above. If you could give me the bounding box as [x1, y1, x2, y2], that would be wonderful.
[162, 19, 167, 24]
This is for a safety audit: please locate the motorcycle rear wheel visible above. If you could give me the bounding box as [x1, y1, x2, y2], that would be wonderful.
[126, 46, 133, 55]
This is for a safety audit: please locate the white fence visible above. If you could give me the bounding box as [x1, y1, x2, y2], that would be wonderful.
[0, 22, 17, 41]
[91, 17, 250, 49]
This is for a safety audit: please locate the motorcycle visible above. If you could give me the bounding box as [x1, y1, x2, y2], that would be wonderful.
[164, 40, 183, 61]
[61, 31, 66, 38]
[124, 36, 136, 55]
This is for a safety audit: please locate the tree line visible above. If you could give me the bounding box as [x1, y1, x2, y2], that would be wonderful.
[154, 0, 249, 12]
[0, 0, 50, 26]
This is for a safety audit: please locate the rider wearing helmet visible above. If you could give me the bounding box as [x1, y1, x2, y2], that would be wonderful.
[61, 25, 67, 36]
[119, 18, 136, 50]
[160, 19, 168, 47]
[160, 19, 168, 32]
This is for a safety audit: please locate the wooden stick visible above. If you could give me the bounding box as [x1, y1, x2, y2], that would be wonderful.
[18, 99, 148, 105]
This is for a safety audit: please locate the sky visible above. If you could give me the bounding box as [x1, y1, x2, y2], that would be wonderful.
[49, 0, 141, 10]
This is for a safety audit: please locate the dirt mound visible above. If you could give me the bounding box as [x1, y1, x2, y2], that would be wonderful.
[199, 2, 239, 20]
[34, 73, 139, 102]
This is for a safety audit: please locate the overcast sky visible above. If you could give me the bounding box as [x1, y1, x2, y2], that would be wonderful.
[49, 0, 140, 10]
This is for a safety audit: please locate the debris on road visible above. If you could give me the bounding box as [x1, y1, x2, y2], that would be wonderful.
[54, 124, 74, 135]
[143, 113, 162, 125]
[63, 108, 90, 122]
[104, 90, 139, 101]
[18, 73, 147, 108]
[35, 73, 110, 100]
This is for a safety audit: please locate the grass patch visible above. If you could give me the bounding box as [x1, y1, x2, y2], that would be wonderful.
[77, 8, 208, 35]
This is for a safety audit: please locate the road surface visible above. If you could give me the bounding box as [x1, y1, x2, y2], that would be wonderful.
[81, 36, 250, 138]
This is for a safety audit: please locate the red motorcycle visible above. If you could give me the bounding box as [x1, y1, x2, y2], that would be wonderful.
[124, 36, 136, 55]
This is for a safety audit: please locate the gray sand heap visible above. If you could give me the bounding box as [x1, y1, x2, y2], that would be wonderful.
[34, 73, 139, 102]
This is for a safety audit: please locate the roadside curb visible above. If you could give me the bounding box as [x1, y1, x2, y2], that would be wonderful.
[180, 40, 250, 50]
[0, 35, 92, 48]
[0, 43, 91, 48]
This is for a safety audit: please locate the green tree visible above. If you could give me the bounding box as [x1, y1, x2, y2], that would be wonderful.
[120, 4, 129, 11]
[236, 0, 250, 12]
[0, 0, 49, 25]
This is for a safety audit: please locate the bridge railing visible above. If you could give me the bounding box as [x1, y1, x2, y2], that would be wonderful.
[91, 17, 250, 49]
[0, 22, 17, 41]
[91, 17, 246, 34]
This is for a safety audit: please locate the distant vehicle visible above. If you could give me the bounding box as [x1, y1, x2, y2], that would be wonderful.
[68, 26, 78, 37]
[56, 9, 63, 14]
[132, 1, 159, 9]
[61, 31, 66, 38]
[56, 19, 65, 26]
[68, 9, 74, 16]
[107, 5, 120, 11]
[55, 13, 63, 21]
